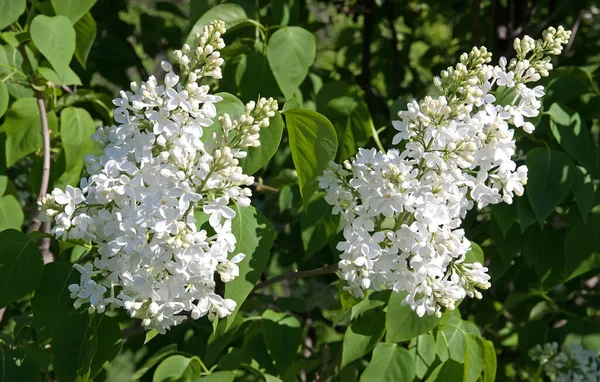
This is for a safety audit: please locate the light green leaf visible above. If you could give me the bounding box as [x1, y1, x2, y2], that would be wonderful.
[153, 355, 202, 382]
[194, 371, 235, 382]
[130, 344, 178, 380]
[0, 349, 40, 382]
[51, 0, 96, 24]
[427, 360, 464, 381]
[386, 291, 440, 343]
[74, 12, 96, 68]
[0, 0, 26, 30]
[481, 339, 497, 382]
[351, 290, 390, 320]
[38, 65, 81, 86]
[3, 97, 41, 167]
[409, 333, 436, 379]
[267, 27, 316, 100]
[51, 312, 98, 382]
[464, 242, 484, 264]
[90, 315, 122, 378]
[283, 108, 337, 206]
[261, 310, 303, 376]
[526, 148, 575, 224]
[0, 229, 43, 308]
[239, 112, 283, 175]
[282, 98, 301, 112]
[341, 310, 385, 369]
[464, 334, 485, 382]
[31, 262, 80, 344]
[360, 343, 416, 382]
[0, 81, 8, 118]
[186, 4, 247, 45]
[57, 107, 97, 187]
[224, 205, 275, 330]
[0, 195, 24, 232]
[30, 15, 76, 81]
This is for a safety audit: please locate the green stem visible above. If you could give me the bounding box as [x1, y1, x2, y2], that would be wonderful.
[0, 63, 27, 79]
[370, 120, 386, 153]
[25, 0, 39, 30]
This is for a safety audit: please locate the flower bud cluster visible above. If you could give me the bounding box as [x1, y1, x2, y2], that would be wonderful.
[40, 21, 278, 333]
[529, 342, 600, 382]
[319, 27, 569, 317]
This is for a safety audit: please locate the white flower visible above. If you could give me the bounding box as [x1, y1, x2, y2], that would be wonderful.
[203, 196, 236, 227]
[52, 185, 84, 215]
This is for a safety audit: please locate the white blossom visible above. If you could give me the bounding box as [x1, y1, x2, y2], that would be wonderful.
[40, 20, 278, 333]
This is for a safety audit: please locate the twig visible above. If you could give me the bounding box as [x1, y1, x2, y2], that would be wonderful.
[252, 180, 279, 193]
[383, 0, 401, 99]
[564, 9, 584, 56]
[532, 0, 569, 36]
[121, 320, 144, 338]
[313, 346, 342, 381]
[253, 265, 338, 292]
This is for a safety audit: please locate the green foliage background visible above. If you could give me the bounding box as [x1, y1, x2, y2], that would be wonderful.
[0, 0, 599, 381]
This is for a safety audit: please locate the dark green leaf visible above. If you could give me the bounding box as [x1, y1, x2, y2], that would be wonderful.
[283, 108, 337, 206]
[351, 290, 390, 320]
[0, 0, 26, 30]
[74, 12, 96, 68]
[0, 349, 40, 382]
[0, 195, 24, 231]
[548, 103, 595, 169]
[90, 315, 122, 377]
[526, 148, 575, 224]
[130, 344, 178, 380]
[267, 27, 316, 100]
[522, 226, 566, 290]
[224, 205, 275, 330]
[194, 371, 235, 382]
[0, 229, 43, 308]
[30, 15, 76, 81]
[426, 360, 464, 381]
[360, 343, 415, 382]
[386, 291, 440, 343]
[0, 81, 8, 118]
[300, 194, 339, 257]
[235, 52, 281, 101]
[341, 310, 385, 369]
[564, 212, 600, 280]
[186, 4, 247, 45]
[31, 262, 80, 344]
[261, 310, 303, 376]
[490, 203, 517, 237]
[572, 166, 598, 221]
[271, 0, 299, 26]
[52, 312, 98, 382]
[239, 112, 283, 175]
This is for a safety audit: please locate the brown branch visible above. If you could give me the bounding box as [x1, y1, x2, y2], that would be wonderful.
[253, 264, 339, 292]
[564, 9, 584, 56]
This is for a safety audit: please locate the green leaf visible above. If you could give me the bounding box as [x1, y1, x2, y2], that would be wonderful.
[30, 15, 76, 81]
[271, 0, 299, 26]
[3, 97, 41, 167]
[235, 52, 281, 101]
[0, 0, 26, 30]
[90, 315, 122, 378]
[572, 166, 598, 221]
[38, 65, 81, 86]
[267, 27, 316, 100]
[261, 310, 303, 376]
[516, 196, 536, 232]
[52, 312, 98, 382]
[341, 310, 385, 369]
[0, 349, 40, 382]
[0, 195, 24, 231]
[73, 12, 96, 68]
[490, 203, 517, 237]
[564, 212, 600, 280]
[239, 112, 283, 175]
[525, 148, 575, 224]
[548, 103, 595, 169]
[350, 290, 390, 320]
[408, 333, 436, 379]
[0, 229, 43, 308]
[153, 355, 202, 382]
[0, 81, 8, 118]
[51, 0, 96, 24]
[283, 108, 337, 206]
[481, 339, 497, 382]
[464, 242, 484, 264]
[31, 262, 80, 344]
[224, 205, 275, 330]
[463, 334, 485, 382]
[194, 371, 236, 382]
[300, 194, 339, 257]
[386, 291, 440, 343]
[282, 98, 301, 112]
[427, 360, 464, 381]
[130, 344, 178, 380]
[57, 107, 97, 187]
[186, 4, 247, 45]
[360, 343, 415, 382]
[0, 45, 34, 98]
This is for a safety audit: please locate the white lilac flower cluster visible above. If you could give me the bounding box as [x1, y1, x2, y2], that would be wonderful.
[529, 342, 600, 382]
[39, 20, 278, 333]
[319, 26, 571, 317]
